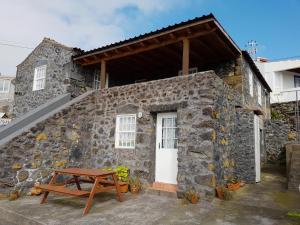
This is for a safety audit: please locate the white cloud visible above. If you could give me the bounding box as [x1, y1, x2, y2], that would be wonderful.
[0, 0, 183, 75]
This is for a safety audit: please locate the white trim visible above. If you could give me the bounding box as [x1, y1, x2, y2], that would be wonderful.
[115, 114, 136, 149]
[249, 68, 254, 96]
[257, 82, 262, 105]
[0, 79, 10, 93]
[33, 65, 47, 91]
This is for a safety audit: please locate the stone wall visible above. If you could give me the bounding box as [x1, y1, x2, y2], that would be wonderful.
[0, 72, 243, 198]
[264, 120, 296, 164]
[13, 38, 95, 118]
[233, 109, 256, 182]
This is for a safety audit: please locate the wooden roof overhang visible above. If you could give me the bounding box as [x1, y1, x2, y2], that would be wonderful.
[73, 14, 241, 66]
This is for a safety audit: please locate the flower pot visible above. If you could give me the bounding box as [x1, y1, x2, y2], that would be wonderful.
[119, 182, 129, 193]
[215, 186, 224, 199]
[190, 196, 199, 204]
[227, 182, 240, 191]
[130, 185, 139, 194]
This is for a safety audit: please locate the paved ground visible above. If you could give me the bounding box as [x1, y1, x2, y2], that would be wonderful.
[0, 168, 299, 225]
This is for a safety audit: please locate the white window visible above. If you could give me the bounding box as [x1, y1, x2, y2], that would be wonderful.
[257, 82, 262, 105]
[33, 65, 47, 91]
[249, 68, 254, 96]
[0, 80, 10, 93]
[115, 114, 136, 149]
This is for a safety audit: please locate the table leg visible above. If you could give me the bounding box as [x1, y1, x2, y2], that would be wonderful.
[112, 174, 123, 202]
[83, 177, 100, 215]
[40, 173, 57, 204]
[74, 175, 82, 190]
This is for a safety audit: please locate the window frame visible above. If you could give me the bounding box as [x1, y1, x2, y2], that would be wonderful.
[33, 65, 47, 91]
[0, 80, 10, 93]
[294, 75, 300, 88]
[257, 82, 262, 105]
[249, 68, 254, 97]
[115, 114, 136, 149]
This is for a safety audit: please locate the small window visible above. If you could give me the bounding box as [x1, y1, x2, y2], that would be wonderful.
[249, 68, 254, 96]
[294, 75, 300, 88]
[115, 114, 136, 149]
[257, 82, 262, 105]
[0, 80, 10, 93]
[33, 65, 47, 91]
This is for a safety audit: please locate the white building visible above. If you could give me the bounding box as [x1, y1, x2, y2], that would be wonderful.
[0, 75, 15, 118]
[256, 58, 300, 103]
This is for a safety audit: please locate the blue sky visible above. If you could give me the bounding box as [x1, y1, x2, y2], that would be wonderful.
[121, 0, 300, 60]
[1, 0, 300, 74]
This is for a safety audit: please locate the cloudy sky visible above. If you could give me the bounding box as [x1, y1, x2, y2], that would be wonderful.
[1, 0, 300, 75]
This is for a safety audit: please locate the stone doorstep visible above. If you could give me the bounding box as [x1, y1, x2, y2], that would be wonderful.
[146, 182, 177, 198]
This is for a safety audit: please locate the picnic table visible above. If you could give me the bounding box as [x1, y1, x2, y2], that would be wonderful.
[38, 168, 123, 215]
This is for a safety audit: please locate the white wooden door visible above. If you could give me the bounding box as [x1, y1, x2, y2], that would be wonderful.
[254, 115, 261, 182]
[155, 113, 178, 184]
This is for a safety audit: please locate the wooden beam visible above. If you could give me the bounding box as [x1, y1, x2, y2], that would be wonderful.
[182, 38, 190, 75]
[79, 28, 217, 66]
[100, 60, 106, 89]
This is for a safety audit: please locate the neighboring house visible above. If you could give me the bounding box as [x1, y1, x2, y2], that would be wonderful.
[13, 38, 96, 118]
[1, 14, 273, 197]
[0, 75, 15, 119]
[256, 57, 300, 103]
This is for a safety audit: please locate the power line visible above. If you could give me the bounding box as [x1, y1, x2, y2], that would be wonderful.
[0, 42, 33, 50]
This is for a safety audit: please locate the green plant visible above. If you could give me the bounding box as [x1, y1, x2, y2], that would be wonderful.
[129, 176, 142, 189]
[228, 176, 239, 184]
[271, 110, 285, 120]
[184, 189, 200, 203]
[115, 166, 129, 182]
[287, 212, 300, 218]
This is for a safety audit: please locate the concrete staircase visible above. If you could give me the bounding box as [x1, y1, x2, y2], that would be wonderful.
[0, 91, 94, 146]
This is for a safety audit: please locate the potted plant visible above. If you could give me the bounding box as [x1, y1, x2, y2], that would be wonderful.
[227, 177, 241, 191]
[216, 186, 233, 200]
[129, 176, 142, 194]
[115, 166, 130, 193]
[185, 189, 200, 204]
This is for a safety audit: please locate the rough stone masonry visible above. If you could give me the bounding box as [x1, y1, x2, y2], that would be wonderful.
[0, 71, 253, 198]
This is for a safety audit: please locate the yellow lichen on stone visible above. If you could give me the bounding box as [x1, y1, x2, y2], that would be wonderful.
[211, 130, 216, 142]
[220, 138, 228, 145]
[220, 126, 225, 132]
[230, 159, 235, 167]
[70, 131, 80, 142]
[12, 163, 22, 171]
[53, 131, 61, 138]
[53, 160, 67, 167]
[210, 175, 216, 187]
[223, 159, 230, 168]
[288, 132, 297, 141]
[208, 163, 215, 171]
[31, 162, 38, 169]
[212, 111, 220, 119]
[36, 133, 47, 141]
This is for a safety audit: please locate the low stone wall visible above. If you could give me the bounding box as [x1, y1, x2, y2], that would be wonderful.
[264, 120, 296, 164]
[0, 71, 245, 198]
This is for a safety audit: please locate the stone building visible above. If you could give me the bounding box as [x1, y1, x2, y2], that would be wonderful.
[0, 75, 15, 118]
[13, 38, 96, 118]
[0, 14, 272, 197]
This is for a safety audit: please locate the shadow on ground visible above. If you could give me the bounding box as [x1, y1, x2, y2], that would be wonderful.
[0, 167, 299, 225]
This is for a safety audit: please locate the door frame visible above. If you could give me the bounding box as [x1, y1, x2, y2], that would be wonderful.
[155, 112, 178, 184]
[254, 114, 261, 183]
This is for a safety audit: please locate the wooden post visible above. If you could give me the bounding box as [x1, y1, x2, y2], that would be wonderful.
[100, 60, 106, 89]
[182, 38, 190, 75]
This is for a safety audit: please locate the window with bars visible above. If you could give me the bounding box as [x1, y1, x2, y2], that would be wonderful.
[161, 117, 178, 149]
[33, 65, 47, 91]
[0, 80, 10, 93]
[115, 114, 136, 149]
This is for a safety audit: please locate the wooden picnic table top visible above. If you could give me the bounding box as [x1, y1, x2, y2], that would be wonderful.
[54, 168, 115, 177]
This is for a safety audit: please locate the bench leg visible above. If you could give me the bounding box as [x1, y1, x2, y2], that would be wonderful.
[83, 177, 99, 215]
[74, 175, 82, 190]
[40, 191, 49, 204]
[112, 174, 123, 202]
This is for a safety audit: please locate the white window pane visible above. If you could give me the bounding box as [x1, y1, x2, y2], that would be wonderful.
[116, 115, 136, 148]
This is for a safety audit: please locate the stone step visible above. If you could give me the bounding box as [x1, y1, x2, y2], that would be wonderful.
[145, 188, 177, 198]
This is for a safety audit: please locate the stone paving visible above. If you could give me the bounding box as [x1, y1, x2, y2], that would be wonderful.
[0, 169, 299, 225]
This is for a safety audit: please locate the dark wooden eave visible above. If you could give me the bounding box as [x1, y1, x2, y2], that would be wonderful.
[73, 14, 241, 66]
